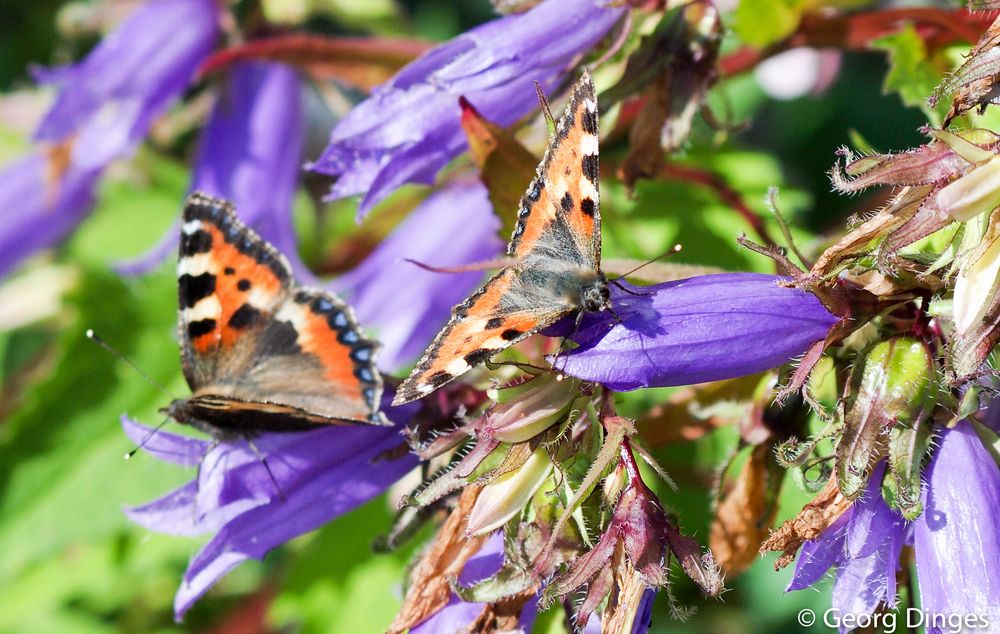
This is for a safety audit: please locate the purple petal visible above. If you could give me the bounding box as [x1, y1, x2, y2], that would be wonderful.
[830, 537, 897, 628]
[631, 588, 656, 634]
[121, 62, 308, 279]
[173, 415, 417, 619]
[124, 482, 207, 537]
[844, 462, 895, 559]
[311, 0, 624, 217]
[35, 0, 218, 164]
[914, 420, 1000, 626]
[120, 415, 208, 467]
[554, 274, 839, 391]
[332, 180, 502, 370]
[412, 532, 538, 633]
[787, 512, 850, 592]
[0, 151, 99, 278]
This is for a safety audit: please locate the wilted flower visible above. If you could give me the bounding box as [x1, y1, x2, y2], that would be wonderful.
[552, 273, 839, 391]
[122, 61, 307, 278]
[0, 0, 219, 278]
[122, 397, 419, 620]
[333, 180, 503, 370]
[787, 421, 1000, 630]
[544, 440, 723, 628]
[310, 0, 625, 217]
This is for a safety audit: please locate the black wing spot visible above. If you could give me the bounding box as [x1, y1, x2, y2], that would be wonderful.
[463, 348, 494, 367]
[224, 267, 236, 275]
[582, 109, 598, 136]
[485, 317, 505, 329]
[258, 320, 301, 356]
[180, 230, 212, 256]
[582, 154, 599, 184]
[501, 328, 522, 341]
[427, 371, 452, 388]
[237, 279, 251, 291]
[228, 304, 261, 329]
[580, 197, 596, 217]
[188, 319, 216, 338]
[179, 273, 216, 308]
[560, 192, 574, 212]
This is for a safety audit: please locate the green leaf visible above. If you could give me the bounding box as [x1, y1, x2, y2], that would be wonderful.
[733, 0, 804, 47]
[873, 25, 948, 125]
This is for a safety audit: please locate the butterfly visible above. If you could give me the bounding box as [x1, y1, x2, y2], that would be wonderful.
[393, 70, 609, 405]
[164, 192, 386, 437]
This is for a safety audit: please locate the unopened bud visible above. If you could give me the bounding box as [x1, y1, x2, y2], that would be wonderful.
[485, 374, 580, 443]
[466, 446, 553, 536]
[954, 216, 1000, 334]
[839, 338, 937, 498]
[936, 155, 1000, 222]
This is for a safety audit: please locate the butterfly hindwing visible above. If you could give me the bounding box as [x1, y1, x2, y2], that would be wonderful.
[176, 193, 384, 430]
[392, 268, 574, 404]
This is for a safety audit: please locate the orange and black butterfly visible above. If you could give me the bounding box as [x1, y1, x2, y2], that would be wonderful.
[393, 70, 609, 405]
[167, 192, 386, 436]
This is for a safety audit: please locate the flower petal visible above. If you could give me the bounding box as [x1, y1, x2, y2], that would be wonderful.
[914, 420, 1000, 622]
[555, 274, 838, 391]
[311, 0, 624, 217]
[120, 415, 209, 467]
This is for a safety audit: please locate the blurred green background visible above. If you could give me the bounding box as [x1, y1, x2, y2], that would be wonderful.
[0, 0, 961, 632]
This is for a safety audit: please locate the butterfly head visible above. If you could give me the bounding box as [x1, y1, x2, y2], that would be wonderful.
[580, 273, 611, 313]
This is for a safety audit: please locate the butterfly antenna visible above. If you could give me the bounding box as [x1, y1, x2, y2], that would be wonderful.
[124, 415, 173, 460]
[533, 81, 556, 131]
[245, 437, 285, 502]
[86, 329, 176, 399]
[613, 244, 683, 281]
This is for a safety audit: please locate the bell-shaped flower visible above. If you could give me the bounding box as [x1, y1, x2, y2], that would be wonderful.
[309, 0, 625, 217]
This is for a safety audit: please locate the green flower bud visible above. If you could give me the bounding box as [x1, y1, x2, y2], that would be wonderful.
[486, 374, 581, 443]
[466, 446, 553, 536]
[838, 337, 937, 499]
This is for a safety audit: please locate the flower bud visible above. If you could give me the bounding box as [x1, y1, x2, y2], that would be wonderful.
[935, 155, 1000, 222]
[485, 374, 581, 443]
[466, 446, 553, 536]
[838, 337, 937, 499]
[954, 212, 1000, 334]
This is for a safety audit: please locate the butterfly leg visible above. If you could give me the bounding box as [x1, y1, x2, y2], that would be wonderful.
[244, 436, 286, 502]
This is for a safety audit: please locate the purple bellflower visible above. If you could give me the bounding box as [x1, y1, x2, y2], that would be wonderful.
[310, 0, 625, 217]
[0, 151, 99, 278]
[410, 532, 538, 633]
[787, 421, 1000, 632]
[121, 62, 308, 279]
[123, 397, 420, 621]
[333, 180, 503, 371]
[0, 0, 219, 279]
[553, 273, 839, 391]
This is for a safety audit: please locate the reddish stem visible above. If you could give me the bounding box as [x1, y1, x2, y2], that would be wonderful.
[720, 8, 990, 77]
[619, 438, 643, 486]
[658, 163, 775, 246]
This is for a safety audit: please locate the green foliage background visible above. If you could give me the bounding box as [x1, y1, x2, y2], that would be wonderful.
[0, 0, 970, 631]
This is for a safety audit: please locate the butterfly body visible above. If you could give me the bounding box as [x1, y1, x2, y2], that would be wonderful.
[394, 71, 607, 405]
[170, 193, 386, 438]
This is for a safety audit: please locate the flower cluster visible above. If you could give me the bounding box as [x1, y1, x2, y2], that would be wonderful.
[8, 0, 1000, 632]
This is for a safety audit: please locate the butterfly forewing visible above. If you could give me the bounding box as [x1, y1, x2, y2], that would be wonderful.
[175, 193, 384, 430]
[393, 71, 603, 405]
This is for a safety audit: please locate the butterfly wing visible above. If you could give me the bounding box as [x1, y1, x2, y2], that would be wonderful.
[392, 267, 574, 404]
[510, 69, 601, 270]
[393, 72, 603, 405]
[178, 193, 383, 427]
